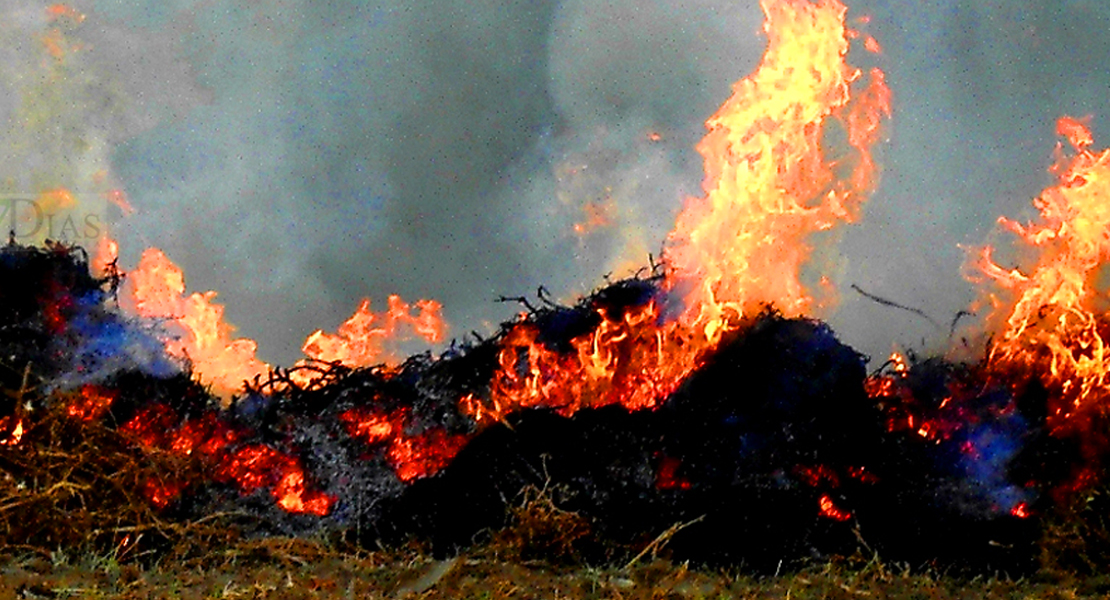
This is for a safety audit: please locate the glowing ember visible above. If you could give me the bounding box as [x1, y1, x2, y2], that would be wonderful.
[338, 406, 468, 481]
[120, 404, 178, 449]
[818, 494, 851, 521]
[104, 189, 135, 215]
[795, 464, 841, 487]
[339, 407, 401, 446]
[65, 385, 116, 421]
[387, 430, 470, 483]
[216, 445, 333, 515]
[656, 456, 692, 491]
[143, 478, 184, 510]
[120, 405, 333, 513]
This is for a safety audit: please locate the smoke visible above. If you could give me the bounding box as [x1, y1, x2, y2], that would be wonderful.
[95, 0, 764, 365]
[829, 0, 1110, 363]
[5, 0, 1110, 367]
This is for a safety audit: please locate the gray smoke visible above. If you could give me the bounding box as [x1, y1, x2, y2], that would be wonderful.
[6, 0, 1110, 367]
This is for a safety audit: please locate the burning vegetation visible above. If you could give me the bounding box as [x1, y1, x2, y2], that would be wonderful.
[4, 0, 1110, 579]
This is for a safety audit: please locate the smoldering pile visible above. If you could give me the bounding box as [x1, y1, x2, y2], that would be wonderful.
[0, 241, 1082, 572]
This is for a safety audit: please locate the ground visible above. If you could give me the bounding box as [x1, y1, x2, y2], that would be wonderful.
[2, 544, 1108, 600]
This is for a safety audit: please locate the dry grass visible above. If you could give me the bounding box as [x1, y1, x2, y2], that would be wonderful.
[2, 545, 1107, 600]
[0, 399, 259, 568]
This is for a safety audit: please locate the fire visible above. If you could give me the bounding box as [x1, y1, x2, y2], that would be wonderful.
[663, 0, 891, 345]
[65, 385, 116, 421]
[294, 295, 446, 386]
[91, 235, 119, 278]
[339, 408, 470, 482]
[972, 117, 1110, 432]
[480, 301, 694, 418]
[339, 407, 400, 445]
[0, 418, 23, 446]
[144, 479, 184, 509]
[75, 0, 892, 505]
[216, 445, 332, 516]
[104, 189, 135, 216]
[387, 430, 470, 483]
[122, 247, 270, 399]
[818, 494, 851, 521]
[656, 456, 692, 490]
[459, 0, 890, 434]
[119, 405, 332, 515]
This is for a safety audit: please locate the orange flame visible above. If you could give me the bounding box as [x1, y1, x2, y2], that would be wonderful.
[461, 0, 890, 429]
[120, 404, 332, 515]
[0, 418, 24, 446]
[388, 430, 470, 483]
[97, 0, 891, 492]
[122, 247, 270, 399]
[972, 117, 1110, 432]
[299, 295, 445, 370]
[91, 235, 119, 279]
[663, 0, 891, 346]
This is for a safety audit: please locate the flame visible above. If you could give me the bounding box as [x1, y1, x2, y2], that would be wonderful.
[663, 0, 891, 345]
[296, 295, 445, 381]
[104, 189, 135, 215]
[86, 0, 891, 495]
[0, 418, 24, 446]
[122, 247, 270, 399]
[91, 235, 119, 278]
[115, 244, 445, 396]
[459, 0, 890, 437]
[36, 188, 76, 214]
[339, 407, 401, 445]
[972, 117, 1110, 433]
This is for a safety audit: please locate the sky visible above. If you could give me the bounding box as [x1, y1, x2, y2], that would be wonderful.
[3, 0, 1110, 367]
